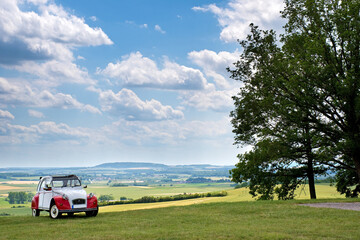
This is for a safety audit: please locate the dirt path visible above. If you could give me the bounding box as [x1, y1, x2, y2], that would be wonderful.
[300, 202, 360, 211]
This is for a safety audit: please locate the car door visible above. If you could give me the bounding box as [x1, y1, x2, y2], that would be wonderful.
[42, 178, 52, 209]
[39, 177, 52, 209]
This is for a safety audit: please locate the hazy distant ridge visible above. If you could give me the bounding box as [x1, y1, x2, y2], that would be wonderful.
[94, 162, 169, 169]
[93, 162, 232, 169]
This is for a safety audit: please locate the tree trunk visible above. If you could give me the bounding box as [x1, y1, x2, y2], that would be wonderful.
[353, 150, 360, 185]
[307, 159, 317, 199]
[304, 121, 316, 199]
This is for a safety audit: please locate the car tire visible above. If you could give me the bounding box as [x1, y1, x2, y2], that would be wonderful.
[85, 211, 92, 217]
[32, 209, 40, 217]
[92, 207, 98, 217]
[50, 203, 61, 219]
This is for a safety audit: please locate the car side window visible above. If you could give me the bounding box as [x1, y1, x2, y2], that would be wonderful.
[37, 179, 44, 191]
[40, 178, 51, 190]
[73, 179, 81, 187]
[40, 179, 46, 191]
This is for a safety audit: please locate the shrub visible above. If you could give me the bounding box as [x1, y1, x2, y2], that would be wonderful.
[98, 194, 115, 202]
[111, 183, 128, 187]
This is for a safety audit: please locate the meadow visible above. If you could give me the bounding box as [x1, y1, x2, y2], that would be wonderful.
[1, 180, 359, 239]
[0, 180, 346, 216]
[1, 198, 359, 239]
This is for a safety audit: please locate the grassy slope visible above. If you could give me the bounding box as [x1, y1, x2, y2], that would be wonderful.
[100, 184, 343, 213]
[0, 183, 359, 239]
[86, 183, 233, 200]
[0, 183, 345, 216]
[1, 200, 359, 239]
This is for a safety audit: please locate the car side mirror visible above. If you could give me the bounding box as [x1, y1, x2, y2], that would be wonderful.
[83, 185, 87, 188]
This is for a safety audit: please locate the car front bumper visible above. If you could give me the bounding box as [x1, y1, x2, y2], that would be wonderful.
[59, 207, 98, 213]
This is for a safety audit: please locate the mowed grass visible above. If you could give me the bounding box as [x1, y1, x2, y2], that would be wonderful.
[1, 200, 360, 240]
[0, 182, 359, 239]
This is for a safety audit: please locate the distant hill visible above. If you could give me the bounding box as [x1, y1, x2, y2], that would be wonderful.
[93, 162, 234, 171]
[94, 162, 169, 169]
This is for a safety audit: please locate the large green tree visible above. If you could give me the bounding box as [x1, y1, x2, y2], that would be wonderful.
[229, 0, 360, 199]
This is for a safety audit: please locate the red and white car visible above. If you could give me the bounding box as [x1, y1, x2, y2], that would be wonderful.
[31, 175, 98, 219]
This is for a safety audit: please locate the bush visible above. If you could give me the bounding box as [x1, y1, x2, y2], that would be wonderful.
[185, 177, 212, 183]
[98, 194, 115, 202]
[111, 183, 128, 187]
[133, 182, 148, 186]
[234, 182, 249, 189]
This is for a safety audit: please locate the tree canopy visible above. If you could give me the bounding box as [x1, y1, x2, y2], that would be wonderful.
[229, 0, 360, 200]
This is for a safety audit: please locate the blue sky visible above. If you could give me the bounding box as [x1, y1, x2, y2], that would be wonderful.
[0, 0, 285, 167]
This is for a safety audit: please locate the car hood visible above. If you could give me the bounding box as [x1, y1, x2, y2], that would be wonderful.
[53, 188, 87, 199]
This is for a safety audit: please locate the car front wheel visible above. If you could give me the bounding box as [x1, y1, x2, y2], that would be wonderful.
[50, 203, 61, 219]
[86, 207, 98, 217]
[32, 208, 40, 217]
[92, 207, 98, 217]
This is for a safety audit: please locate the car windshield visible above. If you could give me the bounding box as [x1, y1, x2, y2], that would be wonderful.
[52, 177, 81, 188]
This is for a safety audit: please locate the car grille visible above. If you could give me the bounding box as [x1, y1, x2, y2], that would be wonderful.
[72, 199, 85, 205]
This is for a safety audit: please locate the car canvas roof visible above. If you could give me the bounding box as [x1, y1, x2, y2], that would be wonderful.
[51, 175, 78, 179]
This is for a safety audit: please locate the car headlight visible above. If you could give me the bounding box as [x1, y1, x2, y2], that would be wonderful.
[62, 194, 68, 200]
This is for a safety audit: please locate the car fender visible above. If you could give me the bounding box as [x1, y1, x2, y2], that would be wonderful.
[31, 193, 39, 210]
[53, 195, 71, 210]
[87, 195, 98, 208]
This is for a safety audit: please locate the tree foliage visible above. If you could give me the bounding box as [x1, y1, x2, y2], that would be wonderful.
[6, 192, 33, 204]
[229, 0, 360, 199]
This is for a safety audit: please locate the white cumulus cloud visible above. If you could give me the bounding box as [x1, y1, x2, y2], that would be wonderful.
[99, 88, 184, 121]
[188, 49, 239, 89]
[0, 109, 15, 119]
[180, 88, 237, 111]
[99, 52, 209, 90]
[28, 109, 45, 118]
[1, 121, 90, 144]
[154, 24, 166, 34]
[12, 60, 94, 87]
[193, 0, 284, 42]
[0, 77, 101, 114]
[0, 0, 113, 64]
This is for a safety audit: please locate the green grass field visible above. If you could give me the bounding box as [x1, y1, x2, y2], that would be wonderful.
[0, 181, 359, 239]
[1, 199, 359, 239]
